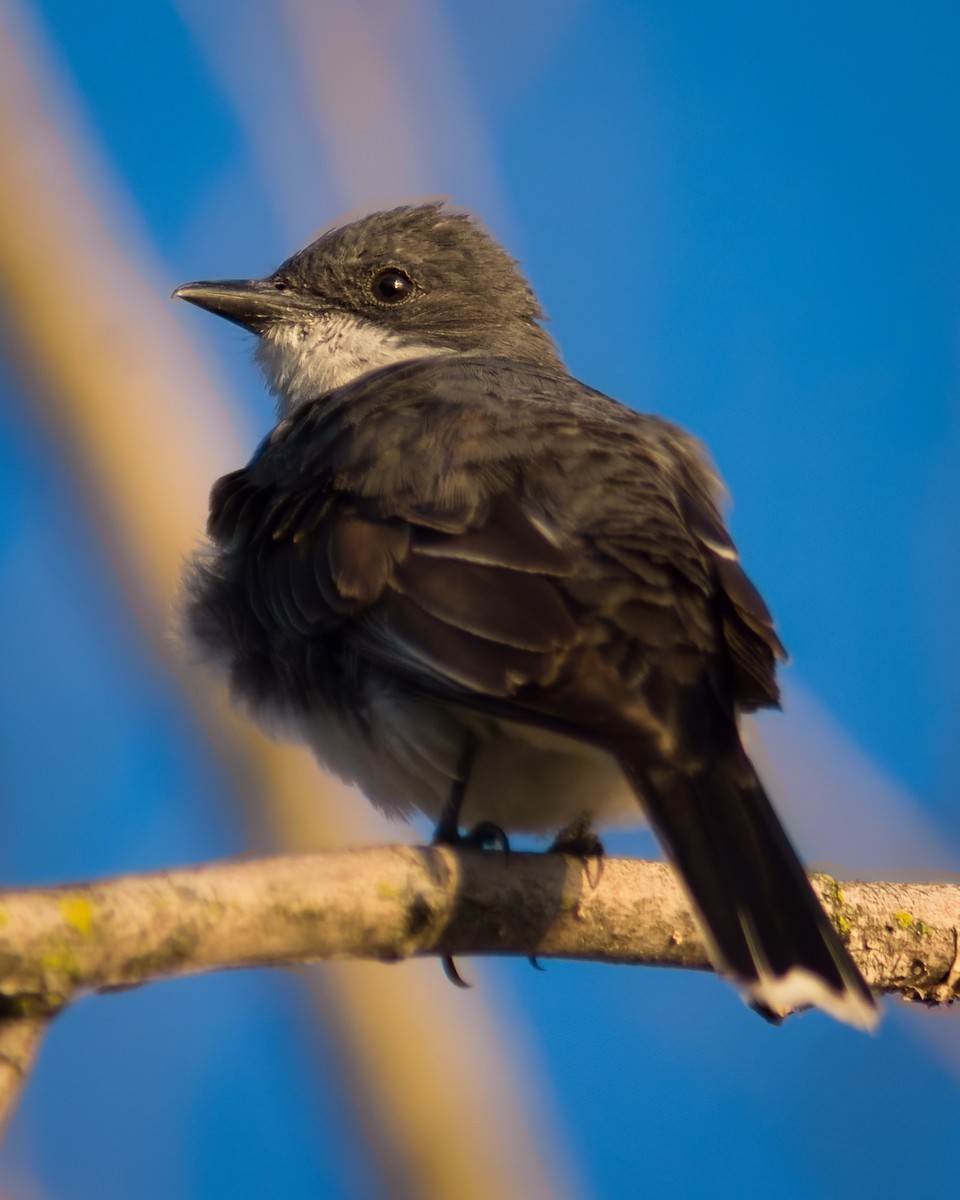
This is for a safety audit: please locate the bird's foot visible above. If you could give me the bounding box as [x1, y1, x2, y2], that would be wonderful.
[432, 821, 510, 990]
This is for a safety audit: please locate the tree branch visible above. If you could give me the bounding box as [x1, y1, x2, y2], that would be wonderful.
[3, 844, 960, 1130]
[2, 847, 958, 1014]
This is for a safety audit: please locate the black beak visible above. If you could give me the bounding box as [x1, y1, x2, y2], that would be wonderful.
[172, 278, 312, 334]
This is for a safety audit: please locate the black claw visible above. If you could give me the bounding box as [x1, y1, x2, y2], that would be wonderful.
[751, 1001, 785, 1026]
[528, 955, 546, 972]
[582, 854, 605, 889]
[467, 821, 510, 853]
[442, 954, 471, 989]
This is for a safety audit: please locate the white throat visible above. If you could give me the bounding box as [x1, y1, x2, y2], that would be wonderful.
[255, 311, 449, 414]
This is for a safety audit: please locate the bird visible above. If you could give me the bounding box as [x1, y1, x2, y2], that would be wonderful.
[174, 202, 877, 1029]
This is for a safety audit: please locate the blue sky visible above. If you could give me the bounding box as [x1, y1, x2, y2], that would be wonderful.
[1, 2, 958, 1196]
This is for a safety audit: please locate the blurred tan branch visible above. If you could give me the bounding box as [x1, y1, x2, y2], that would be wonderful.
[2, 848, 958, 1022]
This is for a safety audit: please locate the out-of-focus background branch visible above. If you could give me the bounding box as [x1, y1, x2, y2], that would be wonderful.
[1, 1, 958, 1197]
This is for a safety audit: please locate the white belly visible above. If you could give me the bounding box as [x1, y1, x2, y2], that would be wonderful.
[456, 712, 641, 833]
[296, 690, 641, 837]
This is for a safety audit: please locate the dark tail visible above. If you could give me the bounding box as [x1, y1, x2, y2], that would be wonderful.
[622, 744, 877, 1029]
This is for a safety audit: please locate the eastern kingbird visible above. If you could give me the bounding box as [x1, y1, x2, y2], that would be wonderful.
[175, 203, 877, 1028]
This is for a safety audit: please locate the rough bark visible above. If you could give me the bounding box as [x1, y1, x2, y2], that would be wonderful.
[1, 847, 957, 1015]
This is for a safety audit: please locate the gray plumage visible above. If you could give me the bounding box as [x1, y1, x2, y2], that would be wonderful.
[176, 203, 877, 1028]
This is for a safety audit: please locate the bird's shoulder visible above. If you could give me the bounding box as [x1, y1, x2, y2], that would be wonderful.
[208, 353, 728, 583]
[233, 354, 723, 529]
[254, 353, 691, 467]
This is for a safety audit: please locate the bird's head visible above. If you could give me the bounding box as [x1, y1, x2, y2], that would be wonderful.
[174, 203, 561, 413]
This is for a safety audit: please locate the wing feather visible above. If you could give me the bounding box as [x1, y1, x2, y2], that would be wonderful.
[194, 355, 785, 726]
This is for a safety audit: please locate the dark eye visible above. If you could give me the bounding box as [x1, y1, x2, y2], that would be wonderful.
[372, 267, 415, 303]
